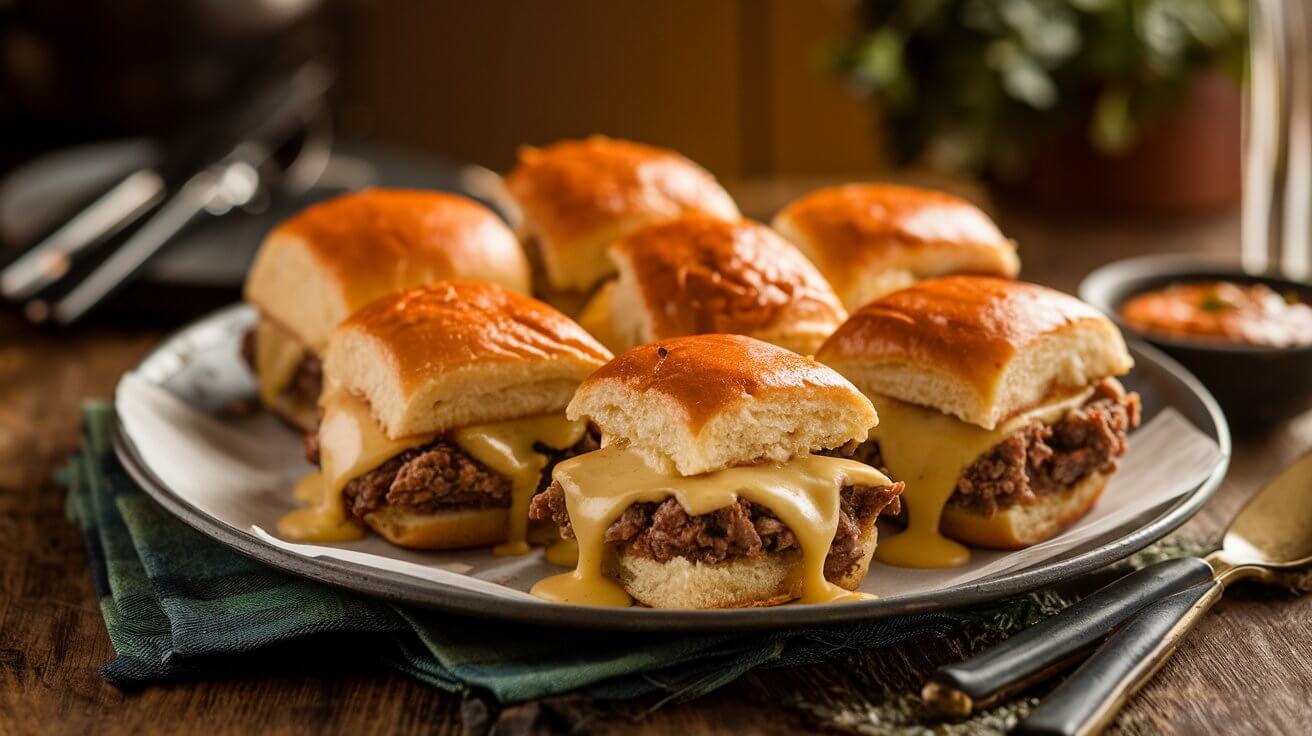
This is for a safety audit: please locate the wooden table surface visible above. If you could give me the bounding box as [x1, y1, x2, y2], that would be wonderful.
[3, 189, 1311, 735]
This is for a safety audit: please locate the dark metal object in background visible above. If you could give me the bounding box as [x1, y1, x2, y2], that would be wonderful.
[0, 139, 492, 327]
[23, 62, 334, 324]
[2, 62, 333, 307]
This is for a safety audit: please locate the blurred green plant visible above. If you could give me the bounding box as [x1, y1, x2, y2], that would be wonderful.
[830, 0, 1247, 180]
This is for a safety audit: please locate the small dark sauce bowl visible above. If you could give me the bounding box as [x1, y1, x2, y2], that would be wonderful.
[1081, 254, 1312, 433]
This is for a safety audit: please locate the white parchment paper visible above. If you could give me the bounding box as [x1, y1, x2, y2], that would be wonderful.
[116, 372, 1223, 604]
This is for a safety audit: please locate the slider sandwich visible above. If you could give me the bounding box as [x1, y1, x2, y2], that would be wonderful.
[576, 215, 848, 355]
[528, 334, 904, 609]
[277, 281, 611, 551]
[816, 277, 1141, 568]
[772, 184, 1019, 310]
[504, 136, 739, 314]
[243, 189, 531, 431]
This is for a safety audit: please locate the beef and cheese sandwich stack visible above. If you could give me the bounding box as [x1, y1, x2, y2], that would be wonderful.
[277, 281, 611, 552]
[243, 189, 531, 431]
[576, 215, 847, 355]
[773, 184, 1019, 310]
[505, 136, 739, 314]
[817, 276, 1141, 568]
[528, 334, 904, 609]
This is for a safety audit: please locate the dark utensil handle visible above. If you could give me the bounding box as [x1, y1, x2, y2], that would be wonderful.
[922, 556, 1214, 716]
[1015, 580, 1223, 736]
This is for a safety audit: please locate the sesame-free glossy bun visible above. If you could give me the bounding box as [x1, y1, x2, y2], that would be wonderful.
[580, 216, 847, 355]
[567, 334, 877, 476]
[505, 137, 739, 295]
[772, 184, 1018, 310]
[817, 276, 1132, 430]
[243, 189, 531, 351]
[324, 281, 611, 438]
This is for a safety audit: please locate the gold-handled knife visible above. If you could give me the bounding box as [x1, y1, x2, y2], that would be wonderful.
[924, 450, 1312, 731]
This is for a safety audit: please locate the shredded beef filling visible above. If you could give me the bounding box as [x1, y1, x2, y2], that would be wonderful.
[240, 327, 323, 409]
[824, 379, 1139, 522]
[333, 433, 598, 521]
[530, 481, 904, 580]
[339, 440, 512, 521]
[950, 377, 1140, 515]
[821, 437, 886, 470]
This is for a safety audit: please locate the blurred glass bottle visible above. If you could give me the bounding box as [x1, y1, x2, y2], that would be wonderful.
[1245, 0, 1312, 280]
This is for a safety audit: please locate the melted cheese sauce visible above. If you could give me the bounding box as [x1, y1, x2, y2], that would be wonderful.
[277, 392, 581, 551]
[254, 320, 308, 407]
[530, 447, 891, 607]
[576, 280, 625, 354]
[871, 389, 1093, 569]
[452, 415, 586, 555]
[278, 392, 433, 543]
[544, 539, 578, 567]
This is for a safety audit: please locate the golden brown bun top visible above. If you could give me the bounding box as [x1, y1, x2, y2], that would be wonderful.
[340, 280, 611, 380]
[610, 216, 846, 343]
[772, 184, 1018, 309]
[505, 137, 738, 240]
[276, 188, 529, 307]
[577, 334, 870, 435]
[327, 281, 612, 437]
[776, 184, 1007, 253]
[819, 276, 1103, 368]
[817, 276, 1132, 428]
[245, 188, 531, 349]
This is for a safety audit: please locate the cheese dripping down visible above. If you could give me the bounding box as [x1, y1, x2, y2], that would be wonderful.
[452, 415, 586, 555]
[276, 391, 583, 552]
[544, 539, 578, 567]
[530, 446, 892, 608]
[253, 319, 308, 407]
[871, 388, 1095, 569]
[277, 391, 430, 543]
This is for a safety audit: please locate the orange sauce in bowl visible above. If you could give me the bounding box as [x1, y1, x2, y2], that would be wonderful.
[1120, 282, 1312, 348]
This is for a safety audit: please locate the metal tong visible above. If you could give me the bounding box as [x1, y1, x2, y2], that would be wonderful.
[2, 60, 334, 324]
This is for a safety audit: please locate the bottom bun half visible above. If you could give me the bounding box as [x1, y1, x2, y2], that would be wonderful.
[364, 507, 509, 550]
[609, 522, 877, 609]
[940, 471, 1108, 550]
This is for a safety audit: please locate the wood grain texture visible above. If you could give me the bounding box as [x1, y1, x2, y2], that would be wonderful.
[2, 188, 1309, 735]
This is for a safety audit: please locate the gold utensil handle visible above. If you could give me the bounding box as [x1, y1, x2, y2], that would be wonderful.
[1014, 580, 1224, 736]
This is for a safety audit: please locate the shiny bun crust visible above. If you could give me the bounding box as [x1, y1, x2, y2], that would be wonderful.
[583, 216, 847, 355]
[505, 136, 740, 293]
[817, 277, 1133, 430]
[772, 184, 1019, 310]
[611, 523, 876, 609]
[325, 281, 612, 438]
[243, 189, 531, 351]
[567, 334, 877, 476]
[942, 472, 1107, 549]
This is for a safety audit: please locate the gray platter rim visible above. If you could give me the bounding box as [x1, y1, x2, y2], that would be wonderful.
[112, 304, 1232, 631]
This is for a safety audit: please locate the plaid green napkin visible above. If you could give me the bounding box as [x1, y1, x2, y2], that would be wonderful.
[65, 402, 975, 705]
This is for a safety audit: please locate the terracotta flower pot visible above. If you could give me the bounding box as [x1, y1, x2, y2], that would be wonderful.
[1010, 71, 1242, 215]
